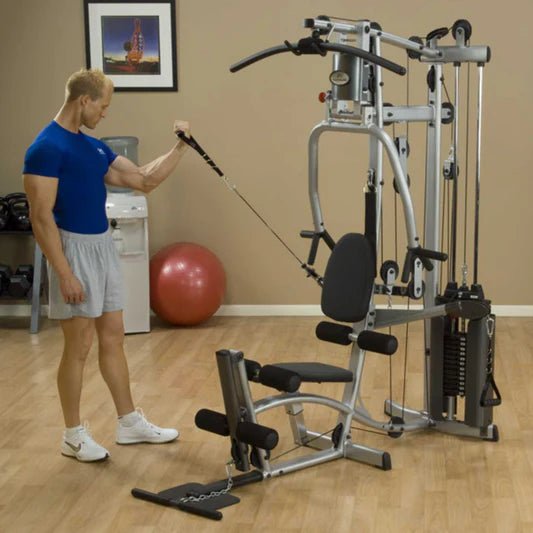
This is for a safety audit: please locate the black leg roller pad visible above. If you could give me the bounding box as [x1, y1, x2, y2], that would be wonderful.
[194, 409, 279, 450]
[195, 409, 230, 436]
[236, 420, 279, 450]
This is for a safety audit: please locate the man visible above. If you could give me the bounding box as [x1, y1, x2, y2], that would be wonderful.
[23, 68, 189, 462]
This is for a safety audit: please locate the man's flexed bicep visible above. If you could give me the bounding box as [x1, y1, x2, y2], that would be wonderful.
[104, 155, 145, 192]
[104, 120, 190, 194]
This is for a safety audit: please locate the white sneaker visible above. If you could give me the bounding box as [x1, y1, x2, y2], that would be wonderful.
[116, 408, 179, 445]
[61, 423, 110, 462]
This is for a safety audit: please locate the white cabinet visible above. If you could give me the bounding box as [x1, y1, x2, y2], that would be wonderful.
[106, 193, 150, 334]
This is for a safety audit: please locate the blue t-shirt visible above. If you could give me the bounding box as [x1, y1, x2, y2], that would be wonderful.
[23, 121, 117, 234]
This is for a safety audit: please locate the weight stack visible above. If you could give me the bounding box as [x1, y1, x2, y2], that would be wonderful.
[429, 312, 498, 429]
[429, 316, 451, 421]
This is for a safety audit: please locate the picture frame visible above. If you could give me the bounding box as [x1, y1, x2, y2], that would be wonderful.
[83, 0, 177, 92]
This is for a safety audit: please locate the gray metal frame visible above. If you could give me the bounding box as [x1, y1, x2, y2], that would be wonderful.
[302, 16, 495, 442]
[208, 17, 495, 481]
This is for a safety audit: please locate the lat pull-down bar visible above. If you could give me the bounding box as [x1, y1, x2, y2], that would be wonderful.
[230, 37, 407, 76]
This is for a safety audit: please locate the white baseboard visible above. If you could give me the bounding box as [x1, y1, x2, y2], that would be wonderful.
[215, 305, 325, 316]
[216, 304, 533, 318]
[490, 306, 533, 317]
[2, 304, 533, 319]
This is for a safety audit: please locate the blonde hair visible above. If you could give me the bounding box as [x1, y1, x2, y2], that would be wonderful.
[65, 69, 113, 102]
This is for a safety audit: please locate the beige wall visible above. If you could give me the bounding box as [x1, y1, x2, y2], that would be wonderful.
[1, 0, 531, 305]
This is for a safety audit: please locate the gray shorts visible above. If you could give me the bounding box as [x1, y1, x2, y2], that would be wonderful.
[48, 229, 124, 320]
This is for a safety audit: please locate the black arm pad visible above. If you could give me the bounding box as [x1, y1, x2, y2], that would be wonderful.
[357, 330, 398, 356]
[259, 365, 301, 392]
[315, 321, 353, 345]
[236, 420, 279, 450]
[414, 247, 448, 261]
[195, 409, 230, 436]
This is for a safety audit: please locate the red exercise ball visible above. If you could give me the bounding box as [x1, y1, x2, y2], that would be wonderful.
[150, 242, 226, 326]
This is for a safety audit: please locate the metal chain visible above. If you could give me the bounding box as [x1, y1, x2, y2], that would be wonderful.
[179, 460, 235, 504]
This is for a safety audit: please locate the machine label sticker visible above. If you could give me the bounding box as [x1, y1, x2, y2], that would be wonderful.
[330, 71, 350, 86]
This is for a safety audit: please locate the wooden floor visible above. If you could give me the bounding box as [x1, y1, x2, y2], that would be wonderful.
[0, 315, 532, 533]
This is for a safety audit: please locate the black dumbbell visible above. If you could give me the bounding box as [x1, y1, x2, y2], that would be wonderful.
[5, 193, 31, 231]
[0, 264, 12, 295]
[0, 198, 9, 231]
[8, 264, 34, 298]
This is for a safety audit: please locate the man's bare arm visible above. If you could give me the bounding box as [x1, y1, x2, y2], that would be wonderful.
[104, 120, 190, 193]
[23, 174, 85, 304]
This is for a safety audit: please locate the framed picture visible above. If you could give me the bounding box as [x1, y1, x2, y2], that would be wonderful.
[84, 0, 177, 92]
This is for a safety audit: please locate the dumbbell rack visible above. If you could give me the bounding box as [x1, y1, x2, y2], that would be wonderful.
[0, 231, 46, 333]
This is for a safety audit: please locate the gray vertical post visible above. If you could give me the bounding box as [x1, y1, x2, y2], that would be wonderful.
[473, 66, 484, 285]
[423, 63, 443, 409]
[30, 242, 44, 334]
[449, 65, 460, 283]
[215, 349, 250, 472]
[370, 36, 384, 251]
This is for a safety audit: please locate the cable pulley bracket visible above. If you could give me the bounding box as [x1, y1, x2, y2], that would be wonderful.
[401, 245, 448, 284]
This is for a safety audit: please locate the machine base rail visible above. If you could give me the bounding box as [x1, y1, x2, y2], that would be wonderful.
[384, 400, 500, 441]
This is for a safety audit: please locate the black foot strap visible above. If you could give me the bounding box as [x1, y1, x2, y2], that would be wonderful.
[132, 470, 263, 520]
[132, 483, 239, 520]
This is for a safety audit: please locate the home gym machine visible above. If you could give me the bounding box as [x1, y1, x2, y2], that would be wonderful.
[133, 15, 501, 520]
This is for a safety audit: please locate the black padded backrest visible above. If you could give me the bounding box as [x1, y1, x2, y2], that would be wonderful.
[321, 233, 375, 323]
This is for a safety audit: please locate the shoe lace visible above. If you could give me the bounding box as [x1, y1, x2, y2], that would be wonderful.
[78, 421, 97, 444]
[135, 408, 157, 430]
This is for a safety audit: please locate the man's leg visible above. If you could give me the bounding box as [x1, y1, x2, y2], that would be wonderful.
[59, 315, 110, 462]
[96, 310, 179, 444]
[95, 310, 135, 416]
[58, 316, 95, 427]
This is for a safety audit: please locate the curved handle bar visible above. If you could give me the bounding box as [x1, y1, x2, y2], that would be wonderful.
[230, 44, 291, 72]
[230, 41, 406, 76]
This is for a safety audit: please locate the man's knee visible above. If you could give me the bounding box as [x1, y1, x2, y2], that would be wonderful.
[96, 311, 125, 353]
[97, 324, 125, 352]
[99, 332, 124, 353]
[62, 318, 95, 358]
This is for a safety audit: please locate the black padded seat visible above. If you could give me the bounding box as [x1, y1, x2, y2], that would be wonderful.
[272, 363, 353, 383]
